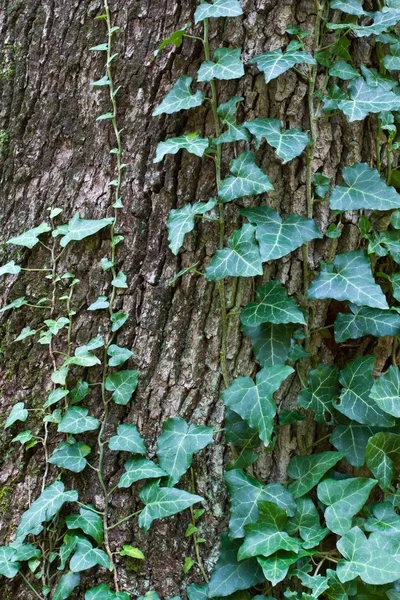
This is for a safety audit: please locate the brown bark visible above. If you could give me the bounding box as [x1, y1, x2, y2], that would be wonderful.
[0, 0, 391, 598]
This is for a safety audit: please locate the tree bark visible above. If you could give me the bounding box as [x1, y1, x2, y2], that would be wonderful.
[0, 0, 389, 598]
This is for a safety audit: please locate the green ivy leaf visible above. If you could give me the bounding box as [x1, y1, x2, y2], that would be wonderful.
[5, 402, 28, 429]
[7, 222, 51, 249]
[307, 250, 389, 310]
[205, 224, 263, 281]
[244, 119, 310, 163]
[370, 366, 400, 418]
[58, 407, 100, 434]
[330, 163, 400, 211]
[329, 59, 359, 80]
[330, 0, 366, 15]
[218, 151, 274, 203]
[297, 365, 340, 423]
[85, 584, 130, 599]
[118, 457, 168, 488]
[105, 370, 139, 405]
[287, 497, 328, 548]
[0, 261, 21, 276]
[241, 322, 295, 367]
[207, 532, 264, 598]
[317, 477, 377, 535]
[313, 173, 330, 197]
[334, 304, 400, 342]
[365, 432, 400, 488]
[215, 97, 250, 145]
[49, 442, 91, 473]
[194, 0, 243, 23]
[12, 429, 33, 445]
[249, 45, 316, 84]
[138, 480, 203, 531]
[17, 481, 78, 541]
[241, 281, 306, 327]
[330, 422, 375, 467]
[241, 205, 321, 261]
[14, 326, 37, 341]
[152, 75, 204, 115]
[257, 550, 310, 586]
[107, 344, 133, 367]
[153, 26, 187, 60]
[328, 5, 400, 37]
[197, 48, 244, 81]
[60, 214, 114, 247]
[111, 311, 129, 332]
[43, 387, 69, 408]
[225, 409, 260, 448]
[167, 199, 216, 255]
[70, 380, 89, 405]
[365, 502, 400, 535]
[156, 417, 214, 485]
[120, 545, 145, 560]
[0, 547, 20, 578]
[338, 77, 400, 121]
[66, 508, 104, 545]
[287, 451, 345, 498]
[154, 133, 209, 163]
[108, 424, 146, 453]
[222, 365, 293, 445]
[337, 356, 395, 426]
[70, 537, 112, 573]
[53, 572, 81, 600]
[111, 271, 128, 288]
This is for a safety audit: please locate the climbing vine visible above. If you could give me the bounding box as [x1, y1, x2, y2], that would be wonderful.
[2, 0, 400, 599]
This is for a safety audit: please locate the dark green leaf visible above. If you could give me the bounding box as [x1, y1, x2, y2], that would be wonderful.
[241, 281, 306, 327]
[49, 442, 91, 473]
[66, 508, 103, 545]
[244, 119, 310, 162]
[218, 151, 274, 203]
[138, 481, 203, 531]
[365, 432, 400, 488]
[152, 76, 203, 115]
[108, 424, 146, 454]
[198, 48, 244, 81]
[297, 365, 340, 423]
[58, 407, 100, 434]
[118, 457, 167, 488]
[194, 0, 243, 23]
[287, 451, 345, 498]
[154, 133, 209, 163]
[105, 370, 139, 405]
[335, 305, 400, 342]
[167, 199, 216, 255]
[249, 47, 316, 84]
[205, 224, 263, 280]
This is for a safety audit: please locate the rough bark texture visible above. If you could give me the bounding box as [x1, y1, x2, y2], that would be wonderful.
[0, 0, 390, 598]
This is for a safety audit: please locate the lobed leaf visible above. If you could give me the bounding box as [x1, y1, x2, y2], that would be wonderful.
[167, 199, 216, 255]
[205, 224, 263, 280]
[241, 281, 306, 327]
[152, 75, 204, 115]
[197, 48, 244, 81]
[244, 118, 310, 163]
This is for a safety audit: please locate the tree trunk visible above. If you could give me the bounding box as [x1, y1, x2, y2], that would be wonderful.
[0, 0, 388, 598]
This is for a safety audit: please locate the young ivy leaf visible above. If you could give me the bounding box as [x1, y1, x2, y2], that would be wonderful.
[58, 407, 100, 434]
[4, 402, 28, 429]
[107, 344, 133, 367]
[0, 547, 21, 578]
[0, 261, 21, 276]
[317, 477, 377, 535]
[365, 432, 400, 489]
[215, 96, 250, 145]
[118, 457, 168, 488]
[197, 48, 244, 81]
[7, 222, 51, 249]
[108, 423, 146, 453]
[240, 205, 321, 261]
[66, 508, 104, 545]
[287, 451, 345, 499]
[330, 163, 400, 211]
[249, 44, 316, 84]
[307, 250, 389, 310]
[153, 27, 187, 61]
[138, 480, 203, 531]
[337, 355, 395, 427]
[194, 0, 243, 23]
[218, 151, 274, 203]
[370, 365, 400, 418]
[204, 224, 263, 281]
[105, 370, 139, 405]
[70, 537, 112, 573]
[287, 496, 327, 549]
[313, 173, 330, 197]
[334, 305, 400, 342]
[257, 550, 311, 587]
[338, 78, 400, 122]
[244, 118, 310, 163]
[241, 322, 295, 367]
[152, 75, 204, 117]
[167, 199, 217, 255]
[156, 417, 214, 485]
[328, 60, 359, 80]
[49, 441, 91, 473]
[154, 133, 209, 163]
[222, 365, 294, 446]
[241, 281, 306, 327]
[52, 572, 81, 600]
[60, 214, 114, 247]
[297, 365, 340, 424]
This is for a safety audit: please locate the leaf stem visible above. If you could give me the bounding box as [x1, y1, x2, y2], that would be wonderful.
[19, 572, 45, 600]
[107, 509, 143, 530]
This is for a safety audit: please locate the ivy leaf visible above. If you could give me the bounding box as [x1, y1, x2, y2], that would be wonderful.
[111, 311, 128, 332]
[287, 451, 345, 498]
[370, 366, 400, 418]
[244, 119, 310, 162]
[105, 370, 139, 405]
[365, 432, 400, 488]
[17, 481, 78, 541]
[204, 224, 263, 281]
[0, 547, 20, 578]
[154, 133, 209, 163]
[218, 151, 274, 203]
[330, 0, 367, 15]
[194, 0, 243, 23]
[215, 97, 250, 145]
[49, 441, 91, 473]
[241, 322, 295, 367]
[337, 356, 395, 426]
[240, 206, 321, 261]
[107, 345, 133, 367]
[85, 585, 130, 599]
[328, 6, 400, 38]
[329, 60, 359, 80]
[330, 423, 375, 468]
[0, 261, 21, 276]
[156, 417, 214, 485]
[257, 551, 309, 586]
[238, 501, 301, 560]
[60, 214, 114, 247]
[138, 480, 203, 531]
[70, 537, 112, 573]
[43, 387, 69, 409]
[338, 78, 400, 122]
[153, 26, 187, 60]
[152, 75, 204, 115]
[197, 48, 244, 82]
[297, 365, 340, 423]
[5, 402, 28, 429]
[222, 365, 294, 445]
[7, 222, 51, 249]
[111, 271, 128, 289]
[207, 532, 264, 598]
[58, 407, 100, 434]
[108, 424, 146, 454]
[118, 457, 168, 488]
[330, 163, 400, 211]
[287, 497, 327, 548]
[249, 46, 316, 84]
[307, 250, 389, 310]
[336, 526, 400, 584]
[317, 477, 377, 535]
[225, 409, 260, 448]
[53, 572, 81, 600]
[241, 281, 306, 327]
[66, 508, 103, 545]
[365, 502, 400, 535]
[314, 173, 330, 197]
[167, 199, 216, 255]
[335, 304, 400, 342]
[0, 296, 27, 313]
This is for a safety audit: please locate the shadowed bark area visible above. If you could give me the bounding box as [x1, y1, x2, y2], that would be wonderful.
[0, 0, 391, 598]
